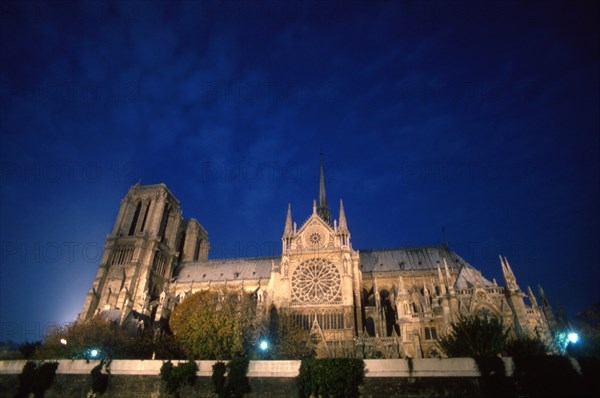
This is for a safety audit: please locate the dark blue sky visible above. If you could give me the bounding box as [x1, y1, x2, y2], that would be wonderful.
[1, 0, 598, 343]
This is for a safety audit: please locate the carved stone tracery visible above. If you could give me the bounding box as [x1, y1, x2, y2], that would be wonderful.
[291, 258, 341, 304]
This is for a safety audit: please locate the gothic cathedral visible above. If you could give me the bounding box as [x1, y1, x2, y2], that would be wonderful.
[79, 157, 556, 358]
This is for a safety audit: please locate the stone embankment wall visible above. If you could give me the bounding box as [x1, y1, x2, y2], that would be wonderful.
[0, 358, 526, 397]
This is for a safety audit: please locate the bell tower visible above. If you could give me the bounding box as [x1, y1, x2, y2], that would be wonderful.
[78, 183, 183, 324]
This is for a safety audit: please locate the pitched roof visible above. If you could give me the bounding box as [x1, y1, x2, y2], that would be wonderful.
[358, 245, 467, 272]
[454, 263, 494, 288]
[174, 256, 276, 283]
[173, 245, 494, 288]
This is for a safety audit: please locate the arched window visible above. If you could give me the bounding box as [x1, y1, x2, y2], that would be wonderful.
[158, 204, 170, 241]
[382, 298, 397, 336]
[140, 200, 151, 232]
[366, 288, 376, 307]
[425, 326, 438, 340]
[194, 239, 201, 261]
[380, 289, 390, 300]
[177, 232, 186, 262]
[362, 288, 369, 305]
[128, 202, 141, 235]
[365, 317, 376, 337]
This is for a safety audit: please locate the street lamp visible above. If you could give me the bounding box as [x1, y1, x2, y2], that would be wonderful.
[568, 332, 579, 344]
[259, 340, 269, 351]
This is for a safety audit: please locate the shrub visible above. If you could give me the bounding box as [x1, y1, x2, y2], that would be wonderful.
[160, 360, 198, 397]
[474, 356, 513, 398]
[505, 336, 547, 357]
[297, 358, 316, 398]
[90, 359, 111, 395]
[211, 361, 227, 397]
[577, 356, 600, 397]
[224, 355, 251, 398]
[512, 355, 584, 397]
[15, 361, 37, 398]
[15, 361, 59, 398]
[19, 341, 41, 359]
[297, 358, 365, 398]
[170, 289, 259, 360]
[265, 310, 312, 360]
[438, 315, 510, 357]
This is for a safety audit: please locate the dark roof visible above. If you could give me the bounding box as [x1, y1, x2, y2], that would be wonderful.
[174, 256, 276, 283]
[358, 245, 467, 272]
[174, 245, 494, 287]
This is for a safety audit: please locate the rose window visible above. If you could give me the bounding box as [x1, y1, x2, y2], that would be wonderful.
[291, 258, 342, 304]
[309, 232, 322, 245]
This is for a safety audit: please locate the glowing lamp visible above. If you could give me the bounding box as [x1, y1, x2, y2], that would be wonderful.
[568, 332, 578, 344]
[259, 341, 268, 351]
[90, 349, 99, 358]
[60, 339, 67, 345]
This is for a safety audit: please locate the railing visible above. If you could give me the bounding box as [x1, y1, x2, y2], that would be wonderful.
[289, 300, 343, 306]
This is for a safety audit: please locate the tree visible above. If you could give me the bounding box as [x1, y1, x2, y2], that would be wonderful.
[36, 317, 181, 360]
[568, 303, 600, 359]
[505, 336, 547, 358]
[169, 288, 260, 359]
[265, 307, 311, 359]
[437, 315, 510, 357]
[36, 317, 118, 359]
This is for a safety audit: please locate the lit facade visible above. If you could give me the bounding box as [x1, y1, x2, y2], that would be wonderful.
[78, 159, 555, 358]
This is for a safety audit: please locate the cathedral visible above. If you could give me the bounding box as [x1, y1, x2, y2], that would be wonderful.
[78, 158, 557, 358]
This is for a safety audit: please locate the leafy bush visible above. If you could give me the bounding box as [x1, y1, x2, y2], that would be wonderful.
[170, 289, 260, 359]
[36, 318, 182, 360]
[90, 359, 111, 395]
[224, 355, 251, 398]
[505, 336, 547, 357]
[512, 355, 585, 397]
[568, 303, 600, 360]
[265, 309, 312, 360]
[19, 341, 41, 359]
[160, 360, 198, 397]
[15, 361, 37, 398]
[209, 356, 251, 398]
[474, 356, 513, 398]
[438, 315, 510, 357]
[297, 358, 365, 398]
[577, 356, 600, 397]
[297, 358, 316, 398]
[211, 361, 227, 397]
[15, 361, 59, 398]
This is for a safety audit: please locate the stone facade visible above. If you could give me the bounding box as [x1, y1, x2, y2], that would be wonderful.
[78, 158, 556, 358]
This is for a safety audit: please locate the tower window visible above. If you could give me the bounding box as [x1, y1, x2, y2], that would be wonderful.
[140, 200, 151, 232]
[158, 204, 170, 241]
[128, 202, 141, 236]
[194, 239, 201, 261]
[177, 231, 186, 262]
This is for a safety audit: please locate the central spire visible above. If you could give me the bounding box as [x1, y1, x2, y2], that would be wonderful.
[317, 152, 331, 225]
